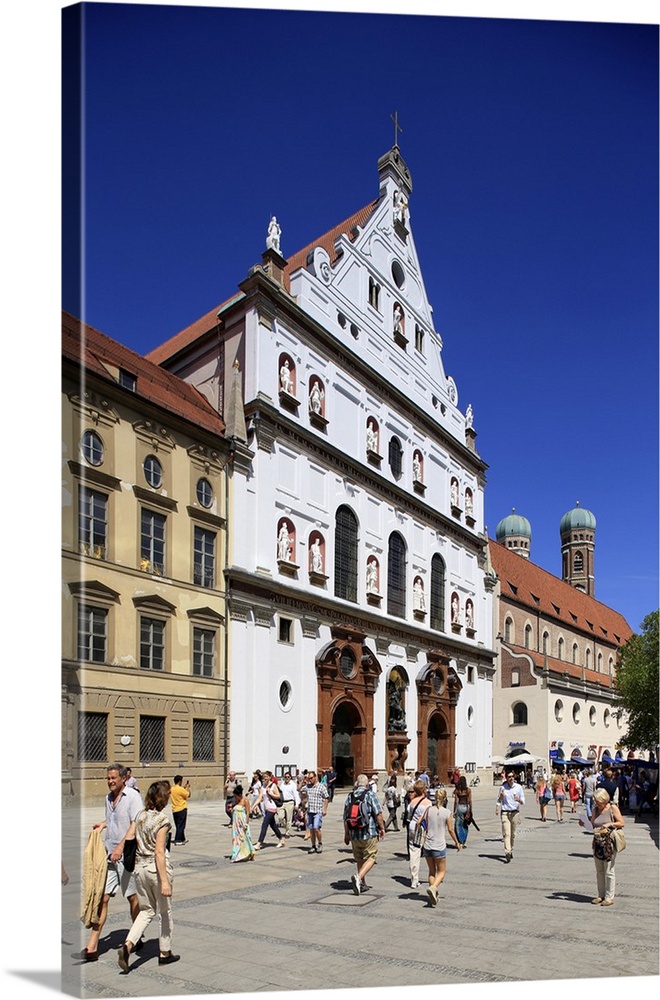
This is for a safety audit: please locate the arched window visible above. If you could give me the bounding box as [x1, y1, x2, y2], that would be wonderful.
[558, 637, 564, 660]
[512, 702, 528, 725]
[430, 554, 446, 631]
[542, 631, 549, 654]
[334, 506, 358, 602]
[524, 624, 532, 649]
[597, 652, 603, 672]
[388, 437, 403, 479]
[574, 551, 584, 573]
[572, 643, 578, 664]
[504, 617, 513, 643]
[387, 532, 407, 618]
[585, 648, 591, 670]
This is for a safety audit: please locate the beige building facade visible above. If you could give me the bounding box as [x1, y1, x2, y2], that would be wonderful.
[62, 312, 232, 803]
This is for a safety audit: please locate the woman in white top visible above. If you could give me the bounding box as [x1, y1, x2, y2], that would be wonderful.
[406, 779, 431, 889]
[422, 788, 462, 907]
[118, 780, 179, 973]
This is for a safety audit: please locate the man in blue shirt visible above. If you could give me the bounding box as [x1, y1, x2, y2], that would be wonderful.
[343, 773, 385, 894]
[495, 771, 525, 863]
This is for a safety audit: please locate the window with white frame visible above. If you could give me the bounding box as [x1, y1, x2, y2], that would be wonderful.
[193, 626, 215, 677]
[193, 526, 216, 588]
[140, 509, 166, 575]
[77, 605, 108, 663]
[140, 616, 165, 671]
[79, 486, 108, 559]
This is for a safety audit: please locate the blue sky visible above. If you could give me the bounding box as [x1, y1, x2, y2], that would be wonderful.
[61, 1, 659, 635]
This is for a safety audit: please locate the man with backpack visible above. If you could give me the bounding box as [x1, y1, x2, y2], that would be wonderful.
[343, 773, 385, 895]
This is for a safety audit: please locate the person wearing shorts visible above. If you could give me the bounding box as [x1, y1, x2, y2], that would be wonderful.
[422, 787, 461, 907]
[81, 764, 143, 960]
[343, 773, 385, 894]
[304, 771, 329, 853]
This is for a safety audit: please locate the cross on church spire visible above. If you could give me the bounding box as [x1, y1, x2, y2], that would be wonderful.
[390, 110, 403, 149]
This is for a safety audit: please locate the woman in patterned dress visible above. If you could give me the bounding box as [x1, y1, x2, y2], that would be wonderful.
[230, 785, 255, 862]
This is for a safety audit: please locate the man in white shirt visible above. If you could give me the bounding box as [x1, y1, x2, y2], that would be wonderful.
[496, 770, 525, 863]
[278, 772, 300, 837]
[81, 763, 143, 960]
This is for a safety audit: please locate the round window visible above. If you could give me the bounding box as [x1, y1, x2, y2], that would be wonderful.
[339, 648, 356, 679]
[589, 706, 596, 726]
[279, 680, 292, 708]
[81, 430, 104, 466]
[391, 259, 405, 289]
[196, 477, 213, 508]
[143, 454, 163, 488]
[604, 708, 610, 728]
[572, 702, 581, 724]
[467, 705, 474, 726]
[554, 699, 564, 723]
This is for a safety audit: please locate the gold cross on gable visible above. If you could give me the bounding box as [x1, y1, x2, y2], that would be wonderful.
[391, 110, 403, 148]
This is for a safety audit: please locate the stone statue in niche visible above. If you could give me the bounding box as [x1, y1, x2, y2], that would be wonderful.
[309, 380, 324, 414]
[266, 215, 281, 254]
[465, 601, 474, 629]
[277, 522, 292, 562]
[451, 479, 459, 508]
[465, 490, 474, 516]
[310, 538, 323, 573]
[466, 403, 474, 429]
[393, 304, 403, 335]
[451, 593, 461, 624]
[393, 189, 408, 225]
[413, 453, 422, 483]
[280, 359, 293, 395]
[387, 678, 407, 732]
[366, 422, 378, 453]
[413, 578, 425, 612]
[366, 558, 378, 593]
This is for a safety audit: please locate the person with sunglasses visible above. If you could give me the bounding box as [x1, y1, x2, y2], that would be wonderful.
[495, 771, 525, 863]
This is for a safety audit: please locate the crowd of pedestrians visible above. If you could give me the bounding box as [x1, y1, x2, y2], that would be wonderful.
[79, 758, 656, 976]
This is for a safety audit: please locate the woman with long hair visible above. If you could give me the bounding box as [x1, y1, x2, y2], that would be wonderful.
[580, 788, 625, 906]
[536, 773, 550, 822]
[405, 779, 431, 888]
[252, 771, 286, 850]
[117, 781, 179, 973]
[551, 771, 566, 822]
[230, 784, 255, 862]
[453, 775, 472, 846]
[422, 788, 462, 907]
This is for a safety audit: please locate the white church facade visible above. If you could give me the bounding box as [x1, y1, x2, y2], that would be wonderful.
[149, 145, 497, 784]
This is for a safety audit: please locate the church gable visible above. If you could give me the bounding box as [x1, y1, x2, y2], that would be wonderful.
[286, 146, 463, 439]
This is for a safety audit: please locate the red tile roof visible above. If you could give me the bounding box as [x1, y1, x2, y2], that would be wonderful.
[489, 539, 631, 645]
[62, 311, 226, 438]
[146, 199, 380, 366]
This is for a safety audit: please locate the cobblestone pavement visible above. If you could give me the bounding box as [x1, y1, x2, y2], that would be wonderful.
[58, 783, 658, 999]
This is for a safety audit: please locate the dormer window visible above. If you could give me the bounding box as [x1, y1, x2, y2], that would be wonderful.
[119, 369, 137, 392]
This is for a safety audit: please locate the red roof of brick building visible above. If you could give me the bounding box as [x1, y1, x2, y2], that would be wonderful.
[62, 311, 226, 438]
[489, 538, 632, 645]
